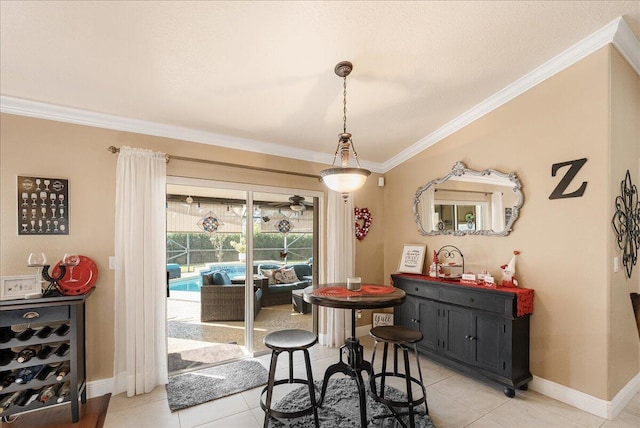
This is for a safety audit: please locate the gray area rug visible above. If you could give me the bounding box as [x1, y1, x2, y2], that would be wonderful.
[269, 377, 435, 428]
[166, 359, 268, 412]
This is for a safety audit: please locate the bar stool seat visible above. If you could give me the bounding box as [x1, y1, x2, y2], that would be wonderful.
[369, 325, 428, 428]
[260, 329, 319, 428]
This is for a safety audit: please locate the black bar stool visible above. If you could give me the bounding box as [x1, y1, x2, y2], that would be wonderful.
[260, 329, 319, 428]
[369, 325, 428, 428]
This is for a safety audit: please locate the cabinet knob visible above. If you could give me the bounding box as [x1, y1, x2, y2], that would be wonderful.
[469, 298, 474, 302]
[411, 318, 420, 324]
[22, 311, 40, 320]
[465, 335, 476, 341]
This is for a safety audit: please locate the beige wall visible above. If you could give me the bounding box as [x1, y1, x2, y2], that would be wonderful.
[383, 45, 639, 400]
[0, 117, 330, 381]
[608, 48, 640, 398]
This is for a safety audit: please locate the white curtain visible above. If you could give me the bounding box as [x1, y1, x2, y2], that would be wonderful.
[491, 192, 505, 231]
[319, 192, 355, 347]
[113, 146, 168, 397]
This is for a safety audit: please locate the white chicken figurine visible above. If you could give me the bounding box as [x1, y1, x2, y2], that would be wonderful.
[500, 250, 520, 287]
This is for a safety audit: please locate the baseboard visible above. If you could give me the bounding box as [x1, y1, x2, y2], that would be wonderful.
[530, 372, 640, 420]
[86, 377, 114, 399]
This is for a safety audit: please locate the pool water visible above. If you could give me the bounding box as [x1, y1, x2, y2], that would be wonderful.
[169, 276, 202, 292]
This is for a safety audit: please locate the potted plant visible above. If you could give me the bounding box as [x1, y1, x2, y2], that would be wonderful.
[230, 236, 247, 261]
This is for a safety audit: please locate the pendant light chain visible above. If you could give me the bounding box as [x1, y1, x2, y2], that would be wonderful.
[343, 76, 348, 134]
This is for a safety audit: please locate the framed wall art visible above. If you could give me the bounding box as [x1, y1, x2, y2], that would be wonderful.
[17, 176, 69, 235]
[398, 244, 427, 274]
[0, 274, 41, 301]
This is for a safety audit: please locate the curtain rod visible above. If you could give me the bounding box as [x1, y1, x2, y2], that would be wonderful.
[107, 146, 322, 181]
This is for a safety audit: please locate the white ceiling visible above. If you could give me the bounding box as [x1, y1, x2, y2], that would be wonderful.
[1, 1, 639, 172]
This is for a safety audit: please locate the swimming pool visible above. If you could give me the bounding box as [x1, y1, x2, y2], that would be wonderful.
[169, 276, 202, 292]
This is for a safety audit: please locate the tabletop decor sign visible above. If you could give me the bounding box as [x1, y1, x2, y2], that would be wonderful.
[17, 176, 69, 235]
[398, 244, 426, 274]
[354, 207, 372, 241]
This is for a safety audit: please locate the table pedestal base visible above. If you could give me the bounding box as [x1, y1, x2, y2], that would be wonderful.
[319, 337, 372, 427]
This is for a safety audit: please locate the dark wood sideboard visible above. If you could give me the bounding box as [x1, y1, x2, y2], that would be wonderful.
[391, 274, 532, 397]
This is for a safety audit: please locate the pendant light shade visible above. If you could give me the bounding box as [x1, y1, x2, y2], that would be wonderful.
[320, 61, 371, 199]
[320, 167, 370, 193]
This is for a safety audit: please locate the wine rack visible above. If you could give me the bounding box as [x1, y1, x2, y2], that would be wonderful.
[0, 290, 93, 423]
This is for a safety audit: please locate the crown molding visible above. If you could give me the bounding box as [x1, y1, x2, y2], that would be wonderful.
[382, 16, 639, 172]
[612, 16, 640, 75]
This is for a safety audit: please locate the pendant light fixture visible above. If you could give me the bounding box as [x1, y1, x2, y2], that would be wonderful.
[320, 61, 371, 200]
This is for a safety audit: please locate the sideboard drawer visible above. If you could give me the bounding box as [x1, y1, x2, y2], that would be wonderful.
[441, 287, 511, 315]
[1, 305, 70, 326]
[399, 281, 439, 300]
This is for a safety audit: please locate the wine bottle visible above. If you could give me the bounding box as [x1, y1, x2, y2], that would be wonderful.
[0, 327, 15, 343]
[0, 390, 23, 414]
[15, 328, 36, 341]
[14, 365, 43, 384]
[0, 349, 17, 366]
[55, 364, 69, 381]
[16, 345, 41, 363]
[35, 364, 54, 381]
[54, 324, 70, 337]
[38, 384, 59, 403]
[15, 388, 37, 406]
[37, 345, 54, 359]
[35, 326, 54, 339]
[55, 343, 70, 357]
[56, 382, 71, 403]
[0, 371, 16, 390]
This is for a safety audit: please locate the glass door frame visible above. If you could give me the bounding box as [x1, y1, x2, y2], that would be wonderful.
[167, 175, 324, 355]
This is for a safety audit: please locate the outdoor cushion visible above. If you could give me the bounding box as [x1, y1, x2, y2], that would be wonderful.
[260, 269, 276, 285]
[212, 270, 232, 285]
[291, 264, 311, 279]
[274, 267, 299, 284]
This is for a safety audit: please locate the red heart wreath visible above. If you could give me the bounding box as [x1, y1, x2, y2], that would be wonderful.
[354, 207, 372, 241]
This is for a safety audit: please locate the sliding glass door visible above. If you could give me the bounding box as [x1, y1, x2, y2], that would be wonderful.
[165, 177, 320, 373]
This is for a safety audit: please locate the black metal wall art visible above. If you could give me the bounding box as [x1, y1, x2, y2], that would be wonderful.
[17, 176, 69, 235]
[549, 158, 588, 199]
[611, 170, 640, 279]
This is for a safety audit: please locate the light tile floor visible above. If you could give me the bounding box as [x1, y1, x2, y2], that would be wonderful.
[104, 335, 640, 428]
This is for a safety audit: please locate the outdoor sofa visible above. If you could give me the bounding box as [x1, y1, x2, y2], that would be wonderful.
[199, 270, 262, 322]
[257, 263, 312, 306]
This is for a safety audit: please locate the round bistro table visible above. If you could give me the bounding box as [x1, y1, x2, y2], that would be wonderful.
[303, 283, 406, 427]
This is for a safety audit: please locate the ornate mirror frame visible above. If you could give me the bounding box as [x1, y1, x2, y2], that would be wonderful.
[414, 161, 523, 236]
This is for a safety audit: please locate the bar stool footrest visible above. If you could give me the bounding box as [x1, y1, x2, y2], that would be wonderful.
[260, 378, 317, 420]
[370, 372, 427, 408]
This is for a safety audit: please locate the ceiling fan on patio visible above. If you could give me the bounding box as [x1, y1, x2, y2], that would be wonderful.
[269, 195, 313, 212]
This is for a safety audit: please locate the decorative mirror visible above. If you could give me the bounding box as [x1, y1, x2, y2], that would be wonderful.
[414, 161, 523, 236]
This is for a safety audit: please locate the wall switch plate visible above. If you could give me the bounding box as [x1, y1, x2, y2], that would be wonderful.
[613, 257, 619, 272]
[1, 275, 41, 300]
[109, 256, 117, 270]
